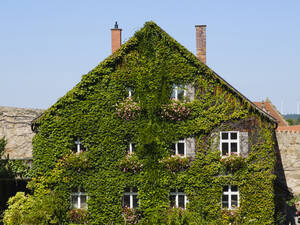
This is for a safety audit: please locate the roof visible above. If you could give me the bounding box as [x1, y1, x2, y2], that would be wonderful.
[253, 101, 288, 127]
[32, 21, 278, 128]
[277, 125, 300, 132]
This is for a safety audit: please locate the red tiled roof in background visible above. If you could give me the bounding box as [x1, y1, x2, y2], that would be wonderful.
[253, 101, 289, 127]
[277, 125, 300, 132]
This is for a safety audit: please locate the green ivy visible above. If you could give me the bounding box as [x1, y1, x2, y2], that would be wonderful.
[6, 21, 283, 224]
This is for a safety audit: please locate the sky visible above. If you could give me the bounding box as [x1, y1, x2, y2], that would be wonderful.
[0, 0, 299, 114]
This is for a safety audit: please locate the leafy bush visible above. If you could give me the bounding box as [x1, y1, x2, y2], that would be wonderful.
[3, 191, 68, 225]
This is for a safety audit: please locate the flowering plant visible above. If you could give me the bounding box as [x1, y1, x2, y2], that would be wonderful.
[116, 97, 141, 120]
[220, 153, 245, 173]
[118, 153, 143, 173]
[161, 155, 190, 172]
[122, 206, 140, 224]
[221, 208, 240, 224]
[160, 101, 191, 121]
[60, 151, 89, 171]
[68, 208, 88, 224]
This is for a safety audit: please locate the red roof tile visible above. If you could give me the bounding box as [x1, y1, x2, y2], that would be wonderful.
[253, 101, 288, 127]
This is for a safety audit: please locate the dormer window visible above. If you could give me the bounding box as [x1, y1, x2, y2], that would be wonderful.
[74, 138, 86, 153]
[171, 84, 185, 101]
[220, 132, 239, 156]
[71, 188, 88, 209]
[171, 139, 186, 156]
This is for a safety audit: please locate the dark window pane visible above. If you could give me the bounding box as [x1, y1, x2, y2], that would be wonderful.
[178, 143, 185, 155]
[124, 187, 130, 192]
[231, 143, 237, 153]
[231, 186, 238, 192]
[133, 195, 138, 208]
[222, 195, 229, 208]
[123, 195, 130, 207]
[178, 195, 185, 208]
[131, 143, 136, 152]
[177, 88, 184, 100]
[71, 196, 78, 209]
[178, 189, 184, 193]
[231, 195, 238, 207]
[132, 187, 138, 192]
[231, 132, 237, 140]
[80, 195, 87, 209]
[223, 186, 229, 192]
[222, 143, 228, 155]
[171, 85, 176, 99]
[170, 195, 176, 207]
[221, 133, 228, 140]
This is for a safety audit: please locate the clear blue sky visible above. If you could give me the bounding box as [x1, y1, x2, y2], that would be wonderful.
[0, 0, 299, 114]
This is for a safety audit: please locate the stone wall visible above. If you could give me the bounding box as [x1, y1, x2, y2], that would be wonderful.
[0, 106, 44, 159]
[276, 130, 300, 196]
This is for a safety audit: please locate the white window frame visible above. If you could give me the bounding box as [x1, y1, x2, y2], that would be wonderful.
[129, 143, 135, 154]
[71, 189, 88, 209]
[220, 131, 239, 156]
[171, 85, 186, 101]
[74, 138, 85, 153]
[222, 185, 239, 209]
[123, 187, 138, 209]
[172, 139, 186, 156]
[170, 189, 188, 209]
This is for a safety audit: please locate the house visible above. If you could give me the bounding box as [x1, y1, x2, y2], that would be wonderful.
[0, 106, 43, 213]
[24, 21, 288, 224]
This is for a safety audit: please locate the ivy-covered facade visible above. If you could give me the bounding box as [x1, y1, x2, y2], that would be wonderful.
[23, 21, 287, 224]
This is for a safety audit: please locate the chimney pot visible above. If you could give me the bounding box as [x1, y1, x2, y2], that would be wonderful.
[195, 25, 207, 64]
[111, 22, 122, 53]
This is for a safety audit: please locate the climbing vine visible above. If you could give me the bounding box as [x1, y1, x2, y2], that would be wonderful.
[4, 22, 283, 224]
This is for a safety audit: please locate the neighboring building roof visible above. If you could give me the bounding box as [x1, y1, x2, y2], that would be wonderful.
[32, 21, 277, 128]
[253, 101, 288, 127]
[277, 125, 300, 132]
[0, 106, 44, 159]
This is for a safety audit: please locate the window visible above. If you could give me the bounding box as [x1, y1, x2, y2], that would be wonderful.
[122, 187, 138, 208]
[74, 138, 86, 153]
[171, 139, 186, 156]
[71, 188, 88, 209]
[128, 88, 133, 97]
[220, 131, 239, 156]
[222, 185, 239, 209]
[128, 143, 136, 153]
[170, 189, 187, 209]
[171, 84, 185, 101]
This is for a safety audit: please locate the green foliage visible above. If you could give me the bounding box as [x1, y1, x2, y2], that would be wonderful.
[3, 191, 69, 225]
[12, 21, 281, 224]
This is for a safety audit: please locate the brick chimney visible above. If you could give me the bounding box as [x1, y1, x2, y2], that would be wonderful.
[195, 25, 206, 64]
[111, 22, 122, 53]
